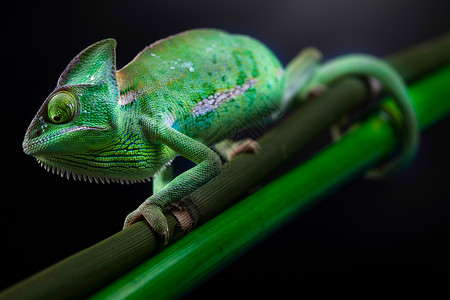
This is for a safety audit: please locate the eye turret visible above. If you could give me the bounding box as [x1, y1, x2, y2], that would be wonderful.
[47, 91, 77, 124]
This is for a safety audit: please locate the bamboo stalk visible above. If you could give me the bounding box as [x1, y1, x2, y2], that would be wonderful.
[1, 33, 449, 300]
[385, 32, 450, 82]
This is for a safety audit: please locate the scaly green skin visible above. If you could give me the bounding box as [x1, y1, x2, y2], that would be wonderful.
[22, 29, 419, 244]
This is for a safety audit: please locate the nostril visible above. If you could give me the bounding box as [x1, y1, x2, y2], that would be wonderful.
[36, 130, 42, 136]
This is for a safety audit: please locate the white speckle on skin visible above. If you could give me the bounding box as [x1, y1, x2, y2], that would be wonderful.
[40, 122, 48, 132]
[181, 61, 195, 72]
[205, 43, 216, 53]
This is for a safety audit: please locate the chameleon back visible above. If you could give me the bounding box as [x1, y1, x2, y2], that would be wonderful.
[116, 29, 285, 145]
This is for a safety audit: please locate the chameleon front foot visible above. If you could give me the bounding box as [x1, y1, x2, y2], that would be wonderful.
[123, 201, 169, 245]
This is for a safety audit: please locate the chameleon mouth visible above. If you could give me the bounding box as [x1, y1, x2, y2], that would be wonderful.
[23, 125, 107, 155]
[35, 157, 152, 185]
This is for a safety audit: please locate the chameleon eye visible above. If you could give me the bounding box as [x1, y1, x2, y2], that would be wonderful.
[47, 91, 77, 124]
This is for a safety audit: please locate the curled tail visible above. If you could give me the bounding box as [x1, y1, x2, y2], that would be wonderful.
[284, 52, 419, 178]
[311, 55, 419, 178]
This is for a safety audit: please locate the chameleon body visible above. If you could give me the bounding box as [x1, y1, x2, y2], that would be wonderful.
[23, 29, 419, 244]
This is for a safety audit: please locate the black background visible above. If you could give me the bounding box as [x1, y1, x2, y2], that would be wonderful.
[3, 0, 450, 297]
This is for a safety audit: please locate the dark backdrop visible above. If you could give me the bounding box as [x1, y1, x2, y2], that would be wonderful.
[3, 0, 450, 297]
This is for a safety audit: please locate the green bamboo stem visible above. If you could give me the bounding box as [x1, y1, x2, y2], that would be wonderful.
[1, 33, 449, 300]
[385, 32, 450, 82]
[90, 64, 450, 299]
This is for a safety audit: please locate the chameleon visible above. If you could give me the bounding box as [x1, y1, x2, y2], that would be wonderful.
[22, 28, 419, 244]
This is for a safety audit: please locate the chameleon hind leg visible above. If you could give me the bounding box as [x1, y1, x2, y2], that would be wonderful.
[214, 138, 261, 161]
[123, 123, 222, 245]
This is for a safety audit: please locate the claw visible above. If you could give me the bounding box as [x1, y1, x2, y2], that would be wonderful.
[214, 138, 261, 161]
[306, 84, 327, 100]
[124, 204, 170, 245]
[228, 139, 261, 160]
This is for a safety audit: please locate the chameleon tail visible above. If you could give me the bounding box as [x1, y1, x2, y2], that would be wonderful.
[305, 54, 420, 179]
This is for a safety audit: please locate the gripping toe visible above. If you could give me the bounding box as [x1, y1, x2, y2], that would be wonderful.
[124, 204, 170, 245]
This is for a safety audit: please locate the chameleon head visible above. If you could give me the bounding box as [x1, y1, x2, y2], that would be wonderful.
[22, 38, 133, 183]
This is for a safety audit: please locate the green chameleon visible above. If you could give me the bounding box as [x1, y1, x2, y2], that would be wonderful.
[23, 29, 419, 244]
